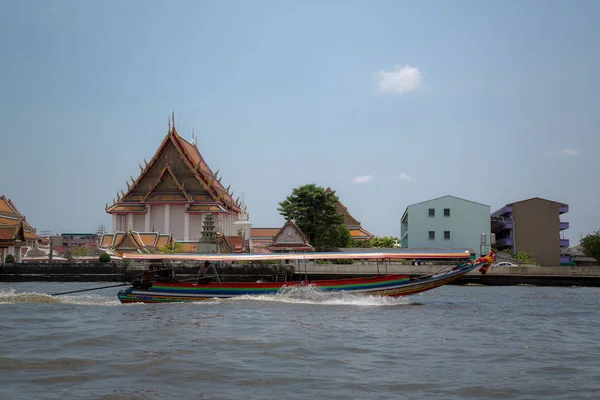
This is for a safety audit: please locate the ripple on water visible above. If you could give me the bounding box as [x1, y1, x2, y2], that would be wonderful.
[1, 284, 600, 400]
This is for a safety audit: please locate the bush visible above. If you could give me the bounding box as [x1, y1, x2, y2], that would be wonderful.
[5, 254, 14, 263]
[99, 253, 111, 263]
[333, 259, 354, 264]
[515, 252, 536, 264]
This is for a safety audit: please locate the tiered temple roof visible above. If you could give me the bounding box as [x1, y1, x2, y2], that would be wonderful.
[0, 195, 45, 243]
[100, 231, 172, 255]
[106, 114, 242, 215]
[325, 188, 374, 241]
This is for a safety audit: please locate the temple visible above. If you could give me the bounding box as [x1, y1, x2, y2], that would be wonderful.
[326, 188, 374, 241]
[267, 220, 314, 253]
[105, 114, 249, 253]
[0, 195, 45, 263]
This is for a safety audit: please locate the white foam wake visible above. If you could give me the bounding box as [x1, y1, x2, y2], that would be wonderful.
[0, 289, 120, 306]
[224, 285, 415, 306]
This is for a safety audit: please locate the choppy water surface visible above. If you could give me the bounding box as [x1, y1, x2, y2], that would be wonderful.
[1, 282, 599, 400]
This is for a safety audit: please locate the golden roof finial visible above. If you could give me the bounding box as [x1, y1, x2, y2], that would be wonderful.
[171, 111, 176, 133]
[168, 115, 171, 132]
[126, 181, 131, 190]
[139, 163, 143, 172]
[144, 158, 148, 167]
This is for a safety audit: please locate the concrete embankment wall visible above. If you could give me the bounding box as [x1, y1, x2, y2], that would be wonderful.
[0, 263, 126, 282]
[1, 262, 600, 287]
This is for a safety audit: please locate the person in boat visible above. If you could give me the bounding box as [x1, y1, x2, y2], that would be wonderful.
[141, 269, 152, 289]
[198, 261, 212, 284]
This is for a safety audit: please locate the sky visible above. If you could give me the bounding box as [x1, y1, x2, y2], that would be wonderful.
[1, 0, 598, 243]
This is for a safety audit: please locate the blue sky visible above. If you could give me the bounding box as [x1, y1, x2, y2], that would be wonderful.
[1, 0, 598, 242]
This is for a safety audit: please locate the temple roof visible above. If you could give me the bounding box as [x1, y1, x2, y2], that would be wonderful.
[100, 231, 172, 253]
[0, 223, 26, 243]
[217, 235, 249, 253]
[0, 196, 44, 242]
[250, 228, 281, 239]
[325, 188, 374, 240]
[268, 220, 314, 251]
[106, 115, 241, 214]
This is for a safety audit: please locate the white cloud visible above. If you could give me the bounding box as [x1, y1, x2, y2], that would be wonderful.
[353, 175, 373, 184]
[397, 173, 412, 181]
[560, 147, 581, 157]
[373, 65, 424, 95]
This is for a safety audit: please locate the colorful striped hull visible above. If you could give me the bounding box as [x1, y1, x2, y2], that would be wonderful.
[117, 262, 481, 304]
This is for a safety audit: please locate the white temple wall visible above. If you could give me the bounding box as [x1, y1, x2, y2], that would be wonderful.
[221, 213, 236, 236]
[150, 205, 165, 233]
[133, 214, 145, 232]
[116, 215, 127, 231]
[189, 214, 203, 241]
[169, 205, 185, 240]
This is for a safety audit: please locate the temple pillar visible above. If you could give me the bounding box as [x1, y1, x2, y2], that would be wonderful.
[0, 248, 5, 265]
[112, 214, 117, 233]
[145, 205, 151, 232]
[165, 204, 170, 234]
[127, 213, 133, 230]
[8, 245, 14, 257]
[184, 212, 190, 241]
[16, 244, 22, 263]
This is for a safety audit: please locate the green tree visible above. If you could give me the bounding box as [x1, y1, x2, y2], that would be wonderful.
[99, 252, 111, 263]
[5, 254, 15, 263]
[72, 246, 88, 257]
[581, 230, 600, 262]
[278, 184, 351, 250]
[351, 236, 400, 248]
[160, 241, 185, 254]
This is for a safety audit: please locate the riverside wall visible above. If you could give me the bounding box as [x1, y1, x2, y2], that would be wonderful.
[1, 262, 600, 287]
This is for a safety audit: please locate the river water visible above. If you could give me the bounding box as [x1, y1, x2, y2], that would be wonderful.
[1, 282, 599, 400]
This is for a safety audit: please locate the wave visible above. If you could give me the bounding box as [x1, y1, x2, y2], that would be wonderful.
[219, 285, 417, 307]
[0, 289, 120, 306]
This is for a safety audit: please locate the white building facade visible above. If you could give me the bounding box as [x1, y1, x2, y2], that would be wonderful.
[401, 195, 491, 257]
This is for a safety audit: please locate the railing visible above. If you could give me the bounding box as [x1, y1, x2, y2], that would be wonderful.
[560, 222, 569, 230]
[495, 237, 514, 248]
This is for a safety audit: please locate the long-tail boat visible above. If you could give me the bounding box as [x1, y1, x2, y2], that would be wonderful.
[117, 250, 495, 303]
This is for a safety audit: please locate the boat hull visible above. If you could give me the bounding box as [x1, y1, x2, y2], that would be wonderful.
[117, 263, 480, 304]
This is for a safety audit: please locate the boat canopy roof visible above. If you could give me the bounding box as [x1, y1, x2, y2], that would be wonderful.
[122, 249, 471, 262]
